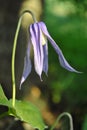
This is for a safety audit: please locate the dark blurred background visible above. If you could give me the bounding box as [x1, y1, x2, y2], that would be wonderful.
[0, 0, 87, 130]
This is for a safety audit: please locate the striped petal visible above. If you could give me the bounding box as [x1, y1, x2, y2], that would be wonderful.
[39, 22, 81, 73]
[20, 39, 32, 88]
[30, 23, 44, 79]
[43, 43, 48, 75]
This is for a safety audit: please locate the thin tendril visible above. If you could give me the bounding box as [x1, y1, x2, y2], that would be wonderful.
[11, 10, 36, 107]
[50, 112, 73, 130]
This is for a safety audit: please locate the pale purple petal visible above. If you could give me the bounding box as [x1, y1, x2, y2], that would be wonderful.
[39, 22, 81, 73]
[20, 39, 32, 88]
[30, 23, 44, 79]
[43, 43, 48, 75]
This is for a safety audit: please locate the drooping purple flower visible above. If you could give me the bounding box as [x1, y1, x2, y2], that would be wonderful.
[20, 21, 81, 87]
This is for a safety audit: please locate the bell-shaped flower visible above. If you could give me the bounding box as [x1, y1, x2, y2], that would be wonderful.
[20, 21, 80, 87]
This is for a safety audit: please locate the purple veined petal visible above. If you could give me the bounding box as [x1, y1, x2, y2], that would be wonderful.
[30, 23, 44, 79]
[39, 22, 81, 73]
[20, 39, 32, 88]
[43, 43, 48, 75]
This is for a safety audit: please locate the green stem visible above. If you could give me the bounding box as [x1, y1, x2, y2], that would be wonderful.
[11, 16, 22, 107]
[50, 112, 73, 130]
[11, 10, 36, 107]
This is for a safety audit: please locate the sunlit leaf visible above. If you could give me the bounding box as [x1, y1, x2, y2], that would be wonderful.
[0, 84, 8, 100]
[11, 99, 46, 130]
[0, 85, 46, 130]
[0, 84, 11, 107]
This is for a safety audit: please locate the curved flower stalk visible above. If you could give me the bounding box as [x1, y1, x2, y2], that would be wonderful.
[11, 10, 37, 107]
[20, 21, 81, 87]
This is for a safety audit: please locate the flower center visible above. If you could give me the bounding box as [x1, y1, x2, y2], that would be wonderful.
[40, 30, 47, 46]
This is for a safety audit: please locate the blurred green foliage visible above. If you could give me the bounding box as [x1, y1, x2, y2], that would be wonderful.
[82, 115, 87, 130]
[43, 0, 87, 122]
[44, 0, 87, 103]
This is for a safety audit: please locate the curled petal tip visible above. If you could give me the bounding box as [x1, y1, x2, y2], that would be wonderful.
[40, 78, 43, 82]
[74, 70, 83, 74]
[57, 49, 82, 74]
[20, 77, 25, 89]
[40, 75, 43, 82]
[68, 69, 83, 74]
[41, 79, 43, 82]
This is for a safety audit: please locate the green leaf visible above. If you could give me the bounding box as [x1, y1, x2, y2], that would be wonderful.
[0, 84, 11, 107]
[0, 85, 46, 130]
[13, 99, 45, 130]
[0, 84, 8, 100]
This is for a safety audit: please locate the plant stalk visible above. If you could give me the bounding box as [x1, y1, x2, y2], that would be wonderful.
[11, 10, 36, 107]
[50, 112, 73, 130]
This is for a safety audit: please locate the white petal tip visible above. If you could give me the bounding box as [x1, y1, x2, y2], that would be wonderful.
[20, 77, 25, 89]
[40, 75, 43, 82]
[74, 70, 83, 74]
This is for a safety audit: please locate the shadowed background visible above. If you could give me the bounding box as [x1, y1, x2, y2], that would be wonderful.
[0, 0, 87, 130]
